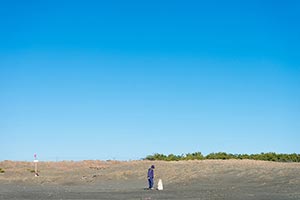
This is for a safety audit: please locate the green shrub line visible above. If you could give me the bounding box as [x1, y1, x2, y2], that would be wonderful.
[0, 168, 5, 173]
[144, 152, 300, 162]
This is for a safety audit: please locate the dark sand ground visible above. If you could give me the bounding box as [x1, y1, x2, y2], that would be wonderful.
[0, 160, 299, 199]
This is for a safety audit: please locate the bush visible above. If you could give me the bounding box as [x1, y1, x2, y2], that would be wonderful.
[144, 153, 167, 161]
[0, 168, 5, 173]
[184, 152, 204, 160]
[205, 152, 235, 160]
[144, 152, 300, 162]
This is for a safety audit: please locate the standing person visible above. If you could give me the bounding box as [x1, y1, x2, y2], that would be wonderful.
[147, 165, 155, 189]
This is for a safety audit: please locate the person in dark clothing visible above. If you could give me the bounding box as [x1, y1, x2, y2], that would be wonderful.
[147, 165, 155, 189]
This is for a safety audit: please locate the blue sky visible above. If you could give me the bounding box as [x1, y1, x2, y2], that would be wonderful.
[0, 0, 299, 161]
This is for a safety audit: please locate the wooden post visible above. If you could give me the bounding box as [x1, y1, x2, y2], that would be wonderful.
[35, 162, 37, 174]
[34, 154, 39, 176]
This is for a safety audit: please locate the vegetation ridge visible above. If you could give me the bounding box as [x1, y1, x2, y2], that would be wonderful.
[144, 152, 300, 162]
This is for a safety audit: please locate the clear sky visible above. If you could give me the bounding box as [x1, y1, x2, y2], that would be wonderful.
[0, 0, 299, 161]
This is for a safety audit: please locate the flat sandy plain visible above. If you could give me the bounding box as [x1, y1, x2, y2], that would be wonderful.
[0, 160, 299, 200]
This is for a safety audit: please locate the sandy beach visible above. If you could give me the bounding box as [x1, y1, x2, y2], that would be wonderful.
[0, 159, 299, 199]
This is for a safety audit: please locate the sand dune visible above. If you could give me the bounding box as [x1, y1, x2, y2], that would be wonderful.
[0, 160, 299, 199]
